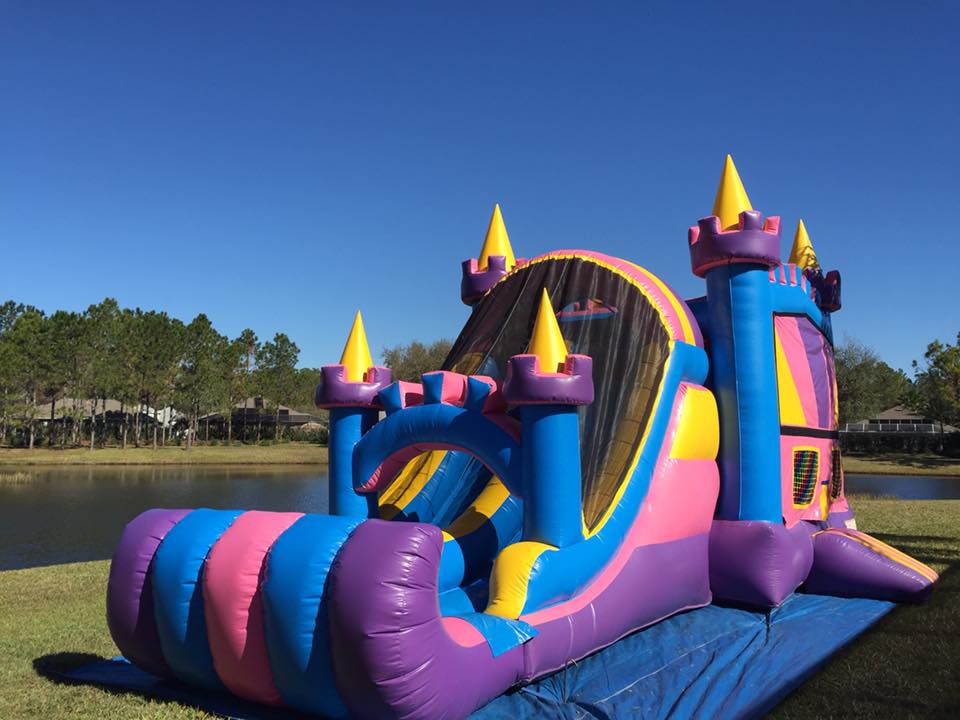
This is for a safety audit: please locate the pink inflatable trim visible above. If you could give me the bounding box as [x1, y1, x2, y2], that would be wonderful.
[202, 510, 303, 705]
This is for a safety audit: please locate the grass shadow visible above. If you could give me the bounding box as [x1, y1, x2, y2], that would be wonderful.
[33, 652, 106, 684]
[33, 652, 235, 717]
[32, 652, 312, 719]
[869, 531, 960, 569]
[771, 560, 960, 718]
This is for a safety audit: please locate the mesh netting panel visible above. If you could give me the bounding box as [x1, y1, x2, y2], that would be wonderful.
[792, 449, 819, 506]
[444, 256, 670, 531]
[830, 447, 843, 501]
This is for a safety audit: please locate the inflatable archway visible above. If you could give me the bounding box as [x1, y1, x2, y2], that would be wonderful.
[106, 157, 936, 719]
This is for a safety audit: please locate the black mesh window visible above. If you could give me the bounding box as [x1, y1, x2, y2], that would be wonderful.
[792, 449, 819, 506]
[830, 447, 843, 501]
[443, 257, 671, 531]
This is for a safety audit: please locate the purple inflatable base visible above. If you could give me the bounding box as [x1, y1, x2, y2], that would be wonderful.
[804, 529, 937, 603]
[822, 507, 856, 529]
[709, 518, 937, 607]
[327, 520, 712, 719]
[709, 519, 814, 607]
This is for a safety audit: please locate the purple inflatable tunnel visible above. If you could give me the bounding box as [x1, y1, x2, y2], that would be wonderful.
[327, 519, 712, 719]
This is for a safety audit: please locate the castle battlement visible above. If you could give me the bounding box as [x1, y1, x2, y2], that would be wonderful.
[769, 263, 815, 297]
[688, 210, 781, 277]
[766, 263, 842, 313]
[461, 255, 511, 305]
[462, 204, 521, 305]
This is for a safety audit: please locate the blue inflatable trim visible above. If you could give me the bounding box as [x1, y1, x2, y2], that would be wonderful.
[438, 587, 477, 616]
[393, 451, 489, 527]
[455, 612, 538, 658]
[262, 513, 364, 719]
[437, 477, 524, 593]
[353, 403, 524, 496]
[328, 407, 377, 517]
[770, 280, 827, 336]
[151, 508, 242, 691]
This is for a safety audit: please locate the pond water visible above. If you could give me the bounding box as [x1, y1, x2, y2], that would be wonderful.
[844, 473, 960, 500]
[0, 466, 328, 571]
[0, 467, 955, 572]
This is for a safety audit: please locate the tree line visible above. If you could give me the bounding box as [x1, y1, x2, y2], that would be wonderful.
[1, 291, 956, 455]
[382, 339, 452, 383]
[0, 299, 321, 450]
[836, 334, 960, 428]
[836, 333, 960, 454]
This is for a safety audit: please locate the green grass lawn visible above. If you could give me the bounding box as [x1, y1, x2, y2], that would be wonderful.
[0, 561, 218, 719]
[0, 443, 327, 467]
[771, 497, 960, 718]
[1, 498, 957, 718]
[843, 452, 960, 476]
[1, 445, 956, 478]
[0, 442, 960, 477]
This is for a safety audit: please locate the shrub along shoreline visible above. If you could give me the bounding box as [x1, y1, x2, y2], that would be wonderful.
[842, 452, 960, 477]
[0, 443, 328, 466]
[1, 446, 958, 476]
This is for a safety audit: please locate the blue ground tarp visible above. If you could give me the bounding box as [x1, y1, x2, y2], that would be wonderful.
[63, 593, 894, 720]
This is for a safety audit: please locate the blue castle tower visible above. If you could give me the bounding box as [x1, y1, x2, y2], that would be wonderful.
[686, 156, 847, 605]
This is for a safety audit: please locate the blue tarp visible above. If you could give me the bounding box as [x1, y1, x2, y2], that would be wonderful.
[62, 593, 894, 720]
[473, 593, 893, 719]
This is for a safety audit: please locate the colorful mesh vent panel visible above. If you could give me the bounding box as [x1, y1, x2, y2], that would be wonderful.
[830, 447, 843, 501]
[792, 449, 819, 506]
[443, 256, 671, 531]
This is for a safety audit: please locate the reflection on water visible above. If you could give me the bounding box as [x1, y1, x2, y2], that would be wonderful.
[0, 465, 328, 571]
[0, 468, 955, 571]
[845, 473, 960, 501]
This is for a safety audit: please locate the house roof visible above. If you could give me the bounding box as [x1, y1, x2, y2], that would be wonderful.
[26, 398, 176, 420]
[872, 405, 927, 421]
[853, 404, 958, 432]
[199, 397, 323, 424]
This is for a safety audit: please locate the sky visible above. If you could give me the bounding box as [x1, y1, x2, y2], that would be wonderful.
[1, 1, 957, 373]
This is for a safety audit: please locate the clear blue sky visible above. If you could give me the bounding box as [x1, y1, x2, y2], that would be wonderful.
[1, 2, 956, 373]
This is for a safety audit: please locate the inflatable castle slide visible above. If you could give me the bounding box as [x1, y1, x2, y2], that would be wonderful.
[106, 156, 937, 719]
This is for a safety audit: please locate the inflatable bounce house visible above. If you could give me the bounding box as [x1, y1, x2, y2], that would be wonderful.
[106, 156, 937, 719]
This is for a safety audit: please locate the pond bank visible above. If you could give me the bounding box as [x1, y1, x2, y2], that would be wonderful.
[0, 443, 328, 466]
[842, 453, 960, 477]
[1, 446, 956, 476]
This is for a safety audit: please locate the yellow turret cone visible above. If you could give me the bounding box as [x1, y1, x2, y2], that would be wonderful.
[338, 310, 374, 382]
[712, 154, 753, 230]
[788, 219, 820, 270]
[526, 289, 568, 373]
[477, 203, 516, 271]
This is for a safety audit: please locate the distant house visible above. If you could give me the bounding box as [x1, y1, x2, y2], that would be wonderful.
[27, 397, 179, 426]
[22, 396, 323, 437]
[199, 397, 325, 428]
[842, 405, 958, 434]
